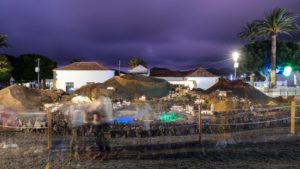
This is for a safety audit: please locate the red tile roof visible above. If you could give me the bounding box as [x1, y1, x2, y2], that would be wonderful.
[185, 67, 218, 77]
[54, 62, 109, 71]
[150, 69, 184, 77]
[150, 67, 217, 77]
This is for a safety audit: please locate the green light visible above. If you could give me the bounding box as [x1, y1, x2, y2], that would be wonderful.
[283, 66, 292, 77]
[159, 112, 185, 122]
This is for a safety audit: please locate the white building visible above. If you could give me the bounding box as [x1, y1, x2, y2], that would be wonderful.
[53, 62, 115, 92]
[128, 65, 149, 76]
[150, 67, 219, 90]
[185, 67, 219, 90]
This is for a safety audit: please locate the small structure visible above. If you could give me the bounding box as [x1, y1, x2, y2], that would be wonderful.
[139, 95, 146, 101]
[150, 67, 219, 90]
[53, 62, 115, 92]
[128, 65, 149, 76]
[9, 77, 15, 85]
[185, 67, 219, 90]
[170, 105, 184, 112]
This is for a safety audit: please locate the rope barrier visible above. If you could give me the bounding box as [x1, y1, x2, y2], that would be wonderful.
[215, 105, 294, 113]
[0, 112, 47, 115]
[207, 117, 290, 126]
[0, 125, 48, 129]
[113, 116, 299, 129]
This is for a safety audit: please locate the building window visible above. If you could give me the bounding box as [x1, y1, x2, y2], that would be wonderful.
[66, 82, 74, 92]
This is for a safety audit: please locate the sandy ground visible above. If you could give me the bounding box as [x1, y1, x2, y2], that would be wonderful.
[1, 127, 300, 169]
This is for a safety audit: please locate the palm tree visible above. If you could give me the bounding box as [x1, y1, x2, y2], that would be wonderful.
[238, 20, 263, 42]
[128, 56, 139, 69]
[128, 56, 147, 69]
[238, 21, 264, 86]
[239, 8, 300, 88]
[261, 8, 299, 88]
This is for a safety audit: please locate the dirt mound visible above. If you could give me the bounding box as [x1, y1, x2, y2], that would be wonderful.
[40, 89, 69, 102]
[0, 85, 53, 111]
[75, 74, 173, 99]
[205, 78, 272, 105]
[75, 83, 113, 99]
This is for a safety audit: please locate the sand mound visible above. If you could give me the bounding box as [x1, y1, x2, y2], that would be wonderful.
[205, 78, 272, 105]
[75, 74, 173, 99]
[0, 85, 53, 111]
[75, 83, 112, 99]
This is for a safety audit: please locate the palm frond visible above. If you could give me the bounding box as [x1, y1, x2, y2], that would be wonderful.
[238, 20, 264, 42]
[263, 8, 300, 35]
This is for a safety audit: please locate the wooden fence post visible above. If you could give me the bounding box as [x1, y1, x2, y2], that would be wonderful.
[198, 104, 202, 142]
[45, 108, 52, 169]
[291, 97, 295, 135]
[47, 108, 52, 149]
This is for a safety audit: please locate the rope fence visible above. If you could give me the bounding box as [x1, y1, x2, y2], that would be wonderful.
[1, 116, 299, 131]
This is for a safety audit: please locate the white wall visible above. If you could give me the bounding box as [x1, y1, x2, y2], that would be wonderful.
[55, 70, 115, 91]
[153, 77, 184, 81]
[186, 77, 219, 90]
[168, 80, 196, 90]
[153, 76, 219, 90]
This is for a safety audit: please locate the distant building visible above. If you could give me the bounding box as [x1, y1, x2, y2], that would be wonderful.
[185, 67, 219, 90]
[53, 62, 115, 92]
[150, 67, 219, 90]
[128, 65, 149, 76]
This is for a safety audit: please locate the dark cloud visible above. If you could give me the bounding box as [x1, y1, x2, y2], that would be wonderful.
[0, 0, 299, 70]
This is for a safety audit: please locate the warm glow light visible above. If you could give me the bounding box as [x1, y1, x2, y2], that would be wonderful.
[232, 52, 239, 62]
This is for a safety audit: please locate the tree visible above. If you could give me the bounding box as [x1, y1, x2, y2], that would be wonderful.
[238, 8, 300, 88]
[238, 21, 264, 42]
[128, 56, 147, 69]
[0, 34, 9, 49]
[14, 54, 57, 83]
[240, 40, 300, 78]
[0, 55, 13, 83]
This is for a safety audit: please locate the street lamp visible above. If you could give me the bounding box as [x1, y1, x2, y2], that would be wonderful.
[232, 52, 239, 80]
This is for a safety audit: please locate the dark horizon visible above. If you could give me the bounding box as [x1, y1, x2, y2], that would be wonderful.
[1, 0, 300, 70]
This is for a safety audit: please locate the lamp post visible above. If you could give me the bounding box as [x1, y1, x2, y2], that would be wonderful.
[35, 58, 40, 89]
[232, 52, 239, 80]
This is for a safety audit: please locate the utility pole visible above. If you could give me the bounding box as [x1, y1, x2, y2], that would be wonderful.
[45, 107, 52, 169]
[36, 58, 40, 89]
[118, 60, 121, 76]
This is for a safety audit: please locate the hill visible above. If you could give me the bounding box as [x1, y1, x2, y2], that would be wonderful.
[75, 74, 173, 100]
[0, 85, 53, 111]
[205, 78, 273, 105]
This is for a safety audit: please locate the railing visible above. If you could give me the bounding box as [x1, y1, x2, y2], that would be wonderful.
[258, 87, 300, 97]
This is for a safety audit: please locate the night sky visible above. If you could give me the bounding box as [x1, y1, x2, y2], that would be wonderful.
[0, 0, 300, 70]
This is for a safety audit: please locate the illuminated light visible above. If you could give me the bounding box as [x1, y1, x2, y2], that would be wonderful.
[115, 116, 134, 124]
[275, 67, 280, 74]
[234, 62, 239, 68]
[159, 112, 185, 122]
[232, 52, 239, 62]
[283, 66, 292, 77]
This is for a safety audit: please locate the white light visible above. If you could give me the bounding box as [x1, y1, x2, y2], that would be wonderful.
[232, 52, 239, 62]
[234, 62, 239, 68]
